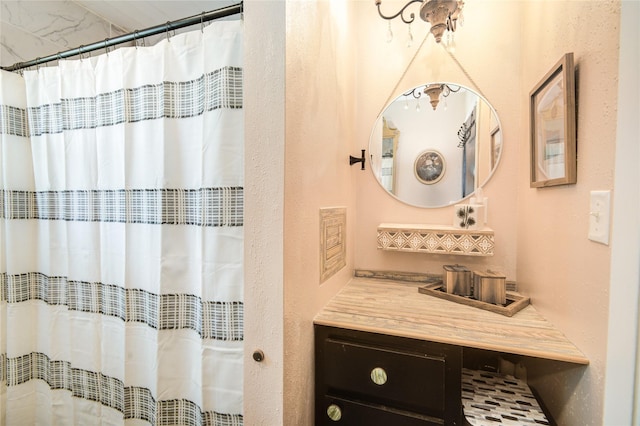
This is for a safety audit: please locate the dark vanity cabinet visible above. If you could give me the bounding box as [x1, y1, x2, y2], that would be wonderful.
[315, 325, 464, 425]
[314, 277, 588, 426]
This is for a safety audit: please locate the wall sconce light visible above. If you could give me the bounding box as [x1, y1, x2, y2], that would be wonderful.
[404, 83, 461, 111]
[375, 0, 465, 44]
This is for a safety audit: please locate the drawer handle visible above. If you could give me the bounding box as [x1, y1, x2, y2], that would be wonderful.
[370, 367, 388, 385]
[327, 403, 342, 421]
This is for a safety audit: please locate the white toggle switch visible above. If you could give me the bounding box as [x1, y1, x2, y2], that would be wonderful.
[588, 190, 611, 245]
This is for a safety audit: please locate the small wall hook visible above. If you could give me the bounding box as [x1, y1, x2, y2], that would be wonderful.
[349, 149, 366, 170]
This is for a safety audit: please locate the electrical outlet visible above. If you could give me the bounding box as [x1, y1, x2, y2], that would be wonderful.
[588, 190, 611, 245]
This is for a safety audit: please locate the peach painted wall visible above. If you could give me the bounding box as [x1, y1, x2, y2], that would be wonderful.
[517, 1, 620, 424]
[354, 0, 522, 283]
[283, 1, 358, 425]
[245, 1, 624, 424]
[352, 0, 622, 424]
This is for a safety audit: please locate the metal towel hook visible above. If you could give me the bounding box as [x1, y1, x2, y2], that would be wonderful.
[349, 149, 367, 170]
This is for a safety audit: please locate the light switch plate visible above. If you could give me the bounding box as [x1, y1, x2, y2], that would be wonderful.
[588, 190, 611, 245]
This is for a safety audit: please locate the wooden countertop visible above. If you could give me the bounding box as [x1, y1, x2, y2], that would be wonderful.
[314, 277, 589, 365]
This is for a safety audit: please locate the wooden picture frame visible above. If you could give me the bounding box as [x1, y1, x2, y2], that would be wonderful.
[529, 52, 576, 187]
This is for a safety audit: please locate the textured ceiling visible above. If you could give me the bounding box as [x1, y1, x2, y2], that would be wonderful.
[0, 1, 241, 68]
[73, 1, 240, 33]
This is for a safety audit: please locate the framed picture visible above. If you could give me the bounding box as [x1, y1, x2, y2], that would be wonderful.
[414, 149, 445, 185]
[529, 52, 576, 188]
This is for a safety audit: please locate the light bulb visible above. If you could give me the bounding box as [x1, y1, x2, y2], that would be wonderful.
[386, 22, 393, 43]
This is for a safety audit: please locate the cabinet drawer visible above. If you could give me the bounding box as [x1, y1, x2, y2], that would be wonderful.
[319, 396, 443, 426]
[323, 338, 445, 414]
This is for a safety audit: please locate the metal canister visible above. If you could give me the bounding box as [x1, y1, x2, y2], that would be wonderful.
[473, 270, 507, 305]
[443, 264, 472, 296]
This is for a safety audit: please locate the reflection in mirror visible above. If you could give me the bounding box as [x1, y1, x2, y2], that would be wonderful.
[370, 83, 502, 208]
[380, 118, 400, 193]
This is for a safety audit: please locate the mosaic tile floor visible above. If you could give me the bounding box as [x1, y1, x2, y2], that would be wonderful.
[462, 369, 550, 425]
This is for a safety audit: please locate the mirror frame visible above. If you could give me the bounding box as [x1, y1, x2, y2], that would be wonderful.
[369, 82, 503, 208]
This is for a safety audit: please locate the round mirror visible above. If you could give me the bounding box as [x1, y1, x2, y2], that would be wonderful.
[369, 83, 502, 208]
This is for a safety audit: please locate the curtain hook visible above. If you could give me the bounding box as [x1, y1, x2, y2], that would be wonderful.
[79, 45, 85, 61]
[201, 12, 205, 33]
[36, 58, 41, 72]
[134, 31, 139, 48]
[104, 38, 110, 56]
[166, 22, 171, 42]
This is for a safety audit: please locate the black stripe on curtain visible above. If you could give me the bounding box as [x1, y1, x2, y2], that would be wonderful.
[27, 67, 243, 136]
[0, 187, 244, 227]
[0, 272, 243, 341]
[0, 67, 242, 138]
[0, 352, 243, 426]
[0, 105, 28, 137]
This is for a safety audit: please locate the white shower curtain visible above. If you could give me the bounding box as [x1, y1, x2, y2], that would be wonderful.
[0, 20, 243, 426]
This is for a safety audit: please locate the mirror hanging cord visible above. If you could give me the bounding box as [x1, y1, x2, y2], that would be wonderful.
[377, 31, 432, 118]
[377, 35, 491, 117]
[440, 44, 489, 105]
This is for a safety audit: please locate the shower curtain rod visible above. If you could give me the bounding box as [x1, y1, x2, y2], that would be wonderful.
[1, 2, 243, 72]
